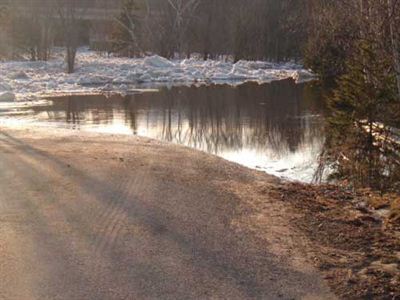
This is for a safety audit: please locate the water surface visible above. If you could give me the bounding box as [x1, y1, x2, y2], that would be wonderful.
[1, 80, 325, 181]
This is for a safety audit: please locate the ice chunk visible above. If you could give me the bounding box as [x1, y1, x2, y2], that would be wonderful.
[78, 75, 112, 85]
[0, 82, 12, 91]
[9, 71, 30, 80]
[291, 70, 316, 83]
[139, 73, 152, 82]
[126, 71, 142, 82]
[119, 84, 128, 90]
[0, 92, 15, 102]
[46, 80, 57, 90]
[143, 55, 175, 68]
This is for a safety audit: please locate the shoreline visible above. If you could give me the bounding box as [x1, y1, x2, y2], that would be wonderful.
[0, 124, 399, 299]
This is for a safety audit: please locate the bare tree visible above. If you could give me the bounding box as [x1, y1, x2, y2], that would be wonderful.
[37, 0, 57, 61]
[2, 0, 56, 61]
[166, 0, 200, 57]
[57, 0, 86, 73]
[112, 0, 141, 57]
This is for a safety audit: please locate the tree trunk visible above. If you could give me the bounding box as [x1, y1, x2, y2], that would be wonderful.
[388, 0, 400, 98]
[66, 46, 76, 74]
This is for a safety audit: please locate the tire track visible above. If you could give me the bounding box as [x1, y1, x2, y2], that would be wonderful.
[91, 167, 148, 256]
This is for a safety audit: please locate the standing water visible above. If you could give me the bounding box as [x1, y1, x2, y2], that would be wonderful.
[0, 80, 325, 182]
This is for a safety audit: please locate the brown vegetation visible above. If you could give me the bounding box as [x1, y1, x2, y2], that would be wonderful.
[274, 183, 400, 299]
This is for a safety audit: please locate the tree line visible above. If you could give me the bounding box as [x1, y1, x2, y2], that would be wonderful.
[112, 0, 308, 62]
[0, 0, 93, 72]
[0, 0, 308, 66]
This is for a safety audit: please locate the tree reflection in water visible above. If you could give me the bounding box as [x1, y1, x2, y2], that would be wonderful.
[32, 80, 325, 181]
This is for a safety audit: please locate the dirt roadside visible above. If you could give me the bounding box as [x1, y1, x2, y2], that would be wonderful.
[273, 183, 400, 299]
[0, 125, 398, 299]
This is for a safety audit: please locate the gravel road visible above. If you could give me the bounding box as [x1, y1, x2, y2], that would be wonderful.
[0, 126, 336, 300]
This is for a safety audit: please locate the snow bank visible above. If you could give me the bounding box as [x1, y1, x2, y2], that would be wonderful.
[0, 49, 315, 101]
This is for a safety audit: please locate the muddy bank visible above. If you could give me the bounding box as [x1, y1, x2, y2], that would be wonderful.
[0, 125, 398, 299]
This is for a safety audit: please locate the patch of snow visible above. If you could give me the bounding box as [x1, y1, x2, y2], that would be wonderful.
[0, 48, 316, 101]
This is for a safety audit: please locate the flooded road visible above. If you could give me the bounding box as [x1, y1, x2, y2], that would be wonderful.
[0, 80, 325, 181]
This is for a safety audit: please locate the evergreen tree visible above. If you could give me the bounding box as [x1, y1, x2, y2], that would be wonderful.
[318, 42, 400, 191]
